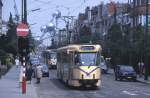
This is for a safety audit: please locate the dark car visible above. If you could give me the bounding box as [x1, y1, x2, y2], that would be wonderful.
[115, 65, 137, 81]
[41, 64, 49, 77]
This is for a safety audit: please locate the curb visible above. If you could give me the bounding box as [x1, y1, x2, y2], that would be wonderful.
[136, 79, 150, 84]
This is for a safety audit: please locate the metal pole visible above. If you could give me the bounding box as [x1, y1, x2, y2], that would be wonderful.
[22, 0, 24, 23]
[24, 0, 27, 24]
[144, 0, 149, 80]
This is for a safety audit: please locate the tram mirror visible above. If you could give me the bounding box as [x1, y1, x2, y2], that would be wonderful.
[75, 54, 79, 64]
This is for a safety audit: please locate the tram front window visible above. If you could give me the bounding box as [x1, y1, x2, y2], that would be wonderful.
[51, 53, 57, 59]
[75, 53, 97, 66]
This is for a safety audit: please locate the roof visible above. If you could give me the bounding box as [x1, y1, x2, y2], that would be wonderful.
[57, 44, 102, 52]
[0, 0, 3, 6]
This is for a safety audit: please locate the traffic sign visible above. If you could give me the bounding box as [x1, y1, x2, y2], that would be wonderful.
[17, 23, 29, 37]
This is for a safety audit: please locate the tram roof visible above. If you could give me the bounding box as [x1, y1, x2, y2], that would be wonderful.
[57, 44, 102, 52]
[42, 49, 57, 52]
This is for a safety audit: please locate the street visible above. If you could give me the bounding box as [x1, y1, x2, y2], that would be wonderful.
[34, 69, 150, 98]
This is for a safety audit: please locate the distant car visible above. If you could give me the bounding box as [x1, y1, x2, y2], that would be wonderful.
[41, 64, 49, 77]
[115, 65, 137, 81]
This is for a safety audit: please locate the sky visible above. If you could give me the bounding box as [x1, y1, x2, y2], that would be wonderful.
[2, 0, 128, 46]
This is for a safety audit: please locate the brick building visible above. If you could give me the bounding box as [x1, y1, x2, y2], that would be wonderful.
[129, 0, 150, 28]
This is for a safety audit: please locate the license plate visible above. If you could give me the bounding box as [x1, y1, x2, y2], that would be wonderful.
[127, 77, 132, 79]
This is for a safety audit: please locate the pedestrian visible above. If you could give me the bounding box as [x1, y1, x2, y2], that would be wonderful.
[15, 58, 20, 68]
[35, 64, 43, 84]
[138, 61, 145, 77]
[141, 62, 144, 75]
[25, 65, 33, 84]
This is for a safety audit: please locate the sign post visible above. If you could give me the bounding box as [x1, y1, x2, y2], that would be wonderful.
[17, 23, 29, 94]
[17, 23, 29, 37]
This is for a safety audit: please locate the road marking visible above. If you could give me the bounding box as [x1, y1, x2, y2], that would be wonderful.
[122, 90, 138, 96]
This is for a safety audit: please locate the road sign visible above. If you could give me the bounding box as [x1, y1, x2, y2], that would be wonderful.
[17, 23, 29, 37]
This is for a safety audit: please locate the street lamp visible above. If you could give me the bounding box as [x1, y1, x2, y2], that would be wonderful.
[40, 25, 47, 33]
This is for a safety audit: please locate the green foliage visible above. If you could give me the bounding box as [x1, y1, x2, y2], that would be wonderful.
[79, 25, 92, 43]
[106, 24, 123, 58]
[91, 32, 101, 44]
[0, 49, 7, 64]
[5, 13, 18, 55]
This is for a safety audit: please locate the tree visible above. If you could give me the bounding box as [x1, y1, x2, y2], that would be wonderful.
[79, 25, 92, 43]
[5, 13, 18, 56]
[91, 32, 101, 44]
[106, 24, 124, 65]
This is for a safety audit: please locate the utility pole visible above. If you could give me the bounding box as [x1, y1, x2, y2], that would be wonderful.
[21, 0, 27, 24]
[144, 0, 149, 80]
[24, 0, 27, 24]
[22, 0, 24, 23]
[62, 16, 75, 44]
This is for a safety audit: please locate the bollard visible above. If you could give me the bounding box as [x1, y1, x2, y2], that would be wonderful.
[22, 57, 26, 94]
[22, 76, 26, 94]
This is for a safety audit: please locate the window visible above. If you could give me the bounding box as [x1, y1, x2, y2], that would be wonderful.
[75, 53, 98, 66]
[148, 16, 150, 26]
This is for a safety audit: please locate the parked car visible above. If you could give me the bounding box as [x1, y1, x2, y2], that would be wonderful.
[41, 64, 49, 77]
[115, 65, 137, 81]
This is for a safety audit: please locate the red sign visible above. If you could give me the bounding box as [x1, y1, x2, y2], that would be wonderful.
[17, 23, 29, 37]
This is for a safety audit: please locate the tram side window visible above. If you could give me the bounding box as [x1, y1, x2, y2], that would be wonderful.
[62, 52, 68, 63]
[57, 52, 61, 62]
[96, 52, 101, 65]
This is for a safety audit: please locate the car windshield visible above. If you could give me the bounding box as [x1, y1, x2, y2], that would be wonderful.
[42, 65, 48, 70]
[120, 66, 134, 71]
[75, 53, 97, 66]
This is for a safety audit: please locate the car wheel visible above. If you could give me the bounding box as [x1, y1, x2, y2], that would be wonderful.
[119, 77, 122, 81]
[133, 77, 137, 82]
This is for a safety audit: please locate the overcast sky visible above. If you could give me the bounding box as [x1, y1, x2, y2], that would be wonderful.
[2, 0, 128, 46]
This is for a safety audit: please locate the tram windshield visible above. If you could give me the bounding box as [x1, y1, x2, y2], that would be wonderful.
[51, 53, 57, 59]
[75, 53, 98, 66]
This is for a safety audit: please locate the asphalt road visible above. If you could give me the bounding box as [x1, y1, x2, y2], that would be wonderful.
[33, 69, 150, 98]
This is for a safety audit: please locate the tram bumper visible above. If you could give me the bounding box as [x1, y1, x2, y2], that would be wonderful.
[79, 79, 98, 85]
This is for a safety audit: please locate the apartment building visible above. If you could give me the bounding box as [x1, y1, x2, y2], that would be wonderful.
[130, 0, 150, 27]
[0, 0, 3, 34]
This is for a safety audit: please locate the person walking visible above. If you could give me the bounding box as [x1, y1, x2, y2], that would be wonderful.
[138, 61, 145, 77]
[25, 65, 33, 84]
[35, 64, 43, 84]
[15, 58, 20, 68]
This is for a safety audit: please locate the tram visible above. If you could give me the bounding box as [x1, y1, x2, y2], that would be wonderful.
[57, 44, 102, 88]
[42, 49, 57, 69]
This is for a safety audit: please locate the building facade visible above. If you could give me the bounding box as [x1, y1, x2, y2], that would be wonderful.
[130, 0, 150, 28]
[0, 0, 3, 34]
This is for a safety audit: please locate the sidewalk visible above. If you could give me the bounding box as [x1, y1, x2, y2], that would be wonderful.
[0, 65, 38, 98]
[136, 75, 150, 84]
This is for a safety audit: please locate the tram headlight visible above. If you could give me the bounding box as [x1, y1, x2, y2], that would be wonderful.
[81, 74, 84, 79]
[93, 74, 95, 79]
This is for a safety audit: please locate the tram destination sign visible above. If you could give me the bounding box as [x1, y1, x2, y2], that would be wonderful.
[80, 46, 95, 50]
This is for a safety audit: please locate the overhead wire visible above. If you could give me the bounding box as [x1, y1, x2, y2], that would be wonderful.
[69, 0, 90, 15]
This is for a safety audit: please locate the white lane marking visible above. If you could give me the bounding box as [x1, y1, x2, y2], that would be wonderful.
[122, 90, 138, 96]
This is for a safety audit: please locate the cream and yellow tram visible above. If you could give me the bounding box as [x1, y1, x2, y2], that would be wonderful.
[57, 44, 102, 88]
[42, 49, 57, 69]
